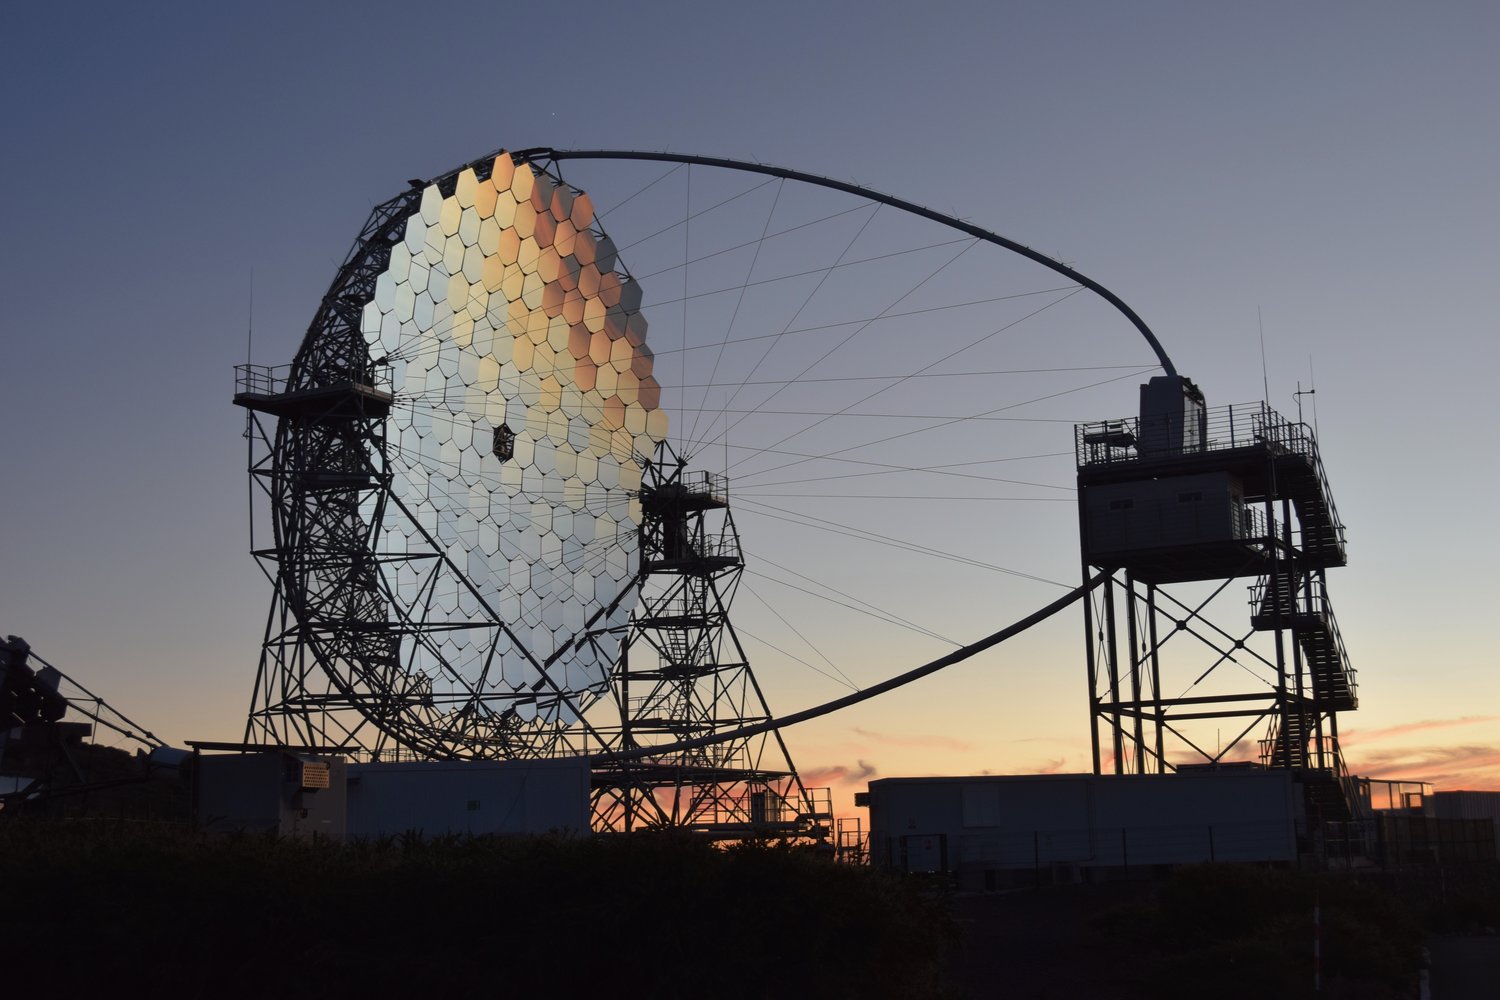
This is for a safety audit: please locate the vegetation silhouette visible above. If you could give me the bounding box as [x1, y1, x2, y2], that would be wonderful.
[0, 820, 954, 998]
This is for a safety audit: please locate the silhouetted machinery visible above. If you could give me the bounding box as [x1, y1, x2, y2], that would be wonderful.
[2, 635, 181, 814]
[1, 635, 92, 809]
[1, 635, 68, 726]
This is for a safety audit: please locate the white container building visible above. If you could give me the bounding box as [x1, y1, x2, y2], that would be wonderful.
[866, 769, 1304, 885]
[346, 758, 591, 839]
[194, 751, 591, 841]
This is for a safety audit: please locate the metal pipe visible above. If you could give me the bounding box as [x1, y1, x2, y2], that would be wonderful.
[590, 572, 1107, 764]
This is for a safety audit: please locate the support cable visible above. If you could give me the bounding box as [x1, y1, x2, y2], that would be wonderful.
[25, 651, 164, 750]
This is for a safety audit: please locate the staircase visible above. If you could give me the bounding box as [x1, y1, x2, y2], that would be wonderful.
[1263, 710, 1310, 769]
[1274, 434, 1347, 568]
[1250, 571, 1300, 626]
[1249, 546, 1362, 829]
[1260, 719, 1357, 823]
[1301, 766, 1354, 822]
[1251, 574, 1358, 711]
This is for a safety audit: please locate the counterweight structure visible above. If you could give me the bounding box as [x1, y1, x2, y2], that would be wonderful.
[1076, 375, 1360, 822]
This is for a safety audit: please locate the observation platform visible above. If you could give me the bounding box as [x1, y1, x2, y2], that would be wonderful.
[233, 363, 393, 420]
[590, 761, 818, 839]
[640, 545, 741, 576]
[640, 470, 729, 514]
[622, 659, 746, 683]
[1076, 401, 1346, 578]
[640, 469, 741, 573]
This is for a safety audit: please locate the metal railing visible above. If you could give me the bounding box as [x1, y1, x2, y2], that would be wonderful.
[836, 816, 870, 865]
[234, 363, 292, 396]
[1248, 575, 1358, 706]
[636, 589, 710, 623]
[1078, 400, 1346, 557]
[1297, 435, 1347, 560]
[1249, 571, 1306, 618]
[1076, 401, 1313, 468]
[233, 362, 393, 397]
[1256, 724, 1362, 790]
[678, 469, 729, 504]
[1315, 584, 1358, 705]
[802, 785, 834, 821]
[1327, 736, 1370, 821]
[679, 776, 803, 829]
[1258, 714, 1283, 768]
[695, 531, 740, 560]
[646, 530, 741, 567]
[624, 691, 708, 724]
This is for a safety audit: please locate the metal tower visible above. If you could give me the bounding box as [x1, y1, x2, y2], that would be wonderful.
[1075, 375, 1360, 822]
[588, 442, 830, 839]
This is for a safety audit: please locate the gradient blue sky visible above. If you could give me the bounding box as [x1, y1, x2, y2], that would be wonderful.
[3, 2, 1496, 811]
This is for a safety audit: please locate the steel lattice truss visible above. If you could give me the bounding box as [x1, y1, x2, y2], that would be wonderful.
[587, 443, 822, 836]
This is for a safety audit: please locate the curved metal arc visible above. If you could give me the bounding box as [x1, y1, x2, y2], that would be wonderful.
[512, 148, 1177, 378]
[589, 571, 1107, 765]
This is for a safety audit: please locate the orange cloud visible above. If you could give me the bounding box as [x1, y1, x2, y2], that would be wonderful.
[1342, 716, 1498, 744]
[1345, 744, 1500, 791]
[801, 760, 878, 786]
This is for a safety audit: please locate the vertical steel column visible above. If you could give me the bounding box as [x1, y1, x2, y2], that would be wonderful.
[1266, 489, 1291, 766]
[1078, 469, 1104, 777]
[1124, 572, 1146, 774]
[1146, 582, 1165, 769]
[1103, 574, 1124, 774]
[1283, 496, 1308, 769]
[1083, 571, 1102, 775]
[619, 635, 635, 831]
[1310, 567, 1329, 770]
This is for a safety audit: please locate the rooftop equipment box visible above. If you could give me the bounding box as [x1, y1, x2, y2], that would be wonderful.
[1138, 375, 1206, 456]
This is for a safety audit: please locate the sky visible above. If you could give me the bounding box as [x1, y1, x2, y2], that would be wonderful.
[2, 1, 1497, 823]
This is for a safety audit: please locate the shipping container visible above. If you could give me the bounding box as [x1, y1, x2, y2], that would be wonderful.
[866, 770, 1303, 885]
